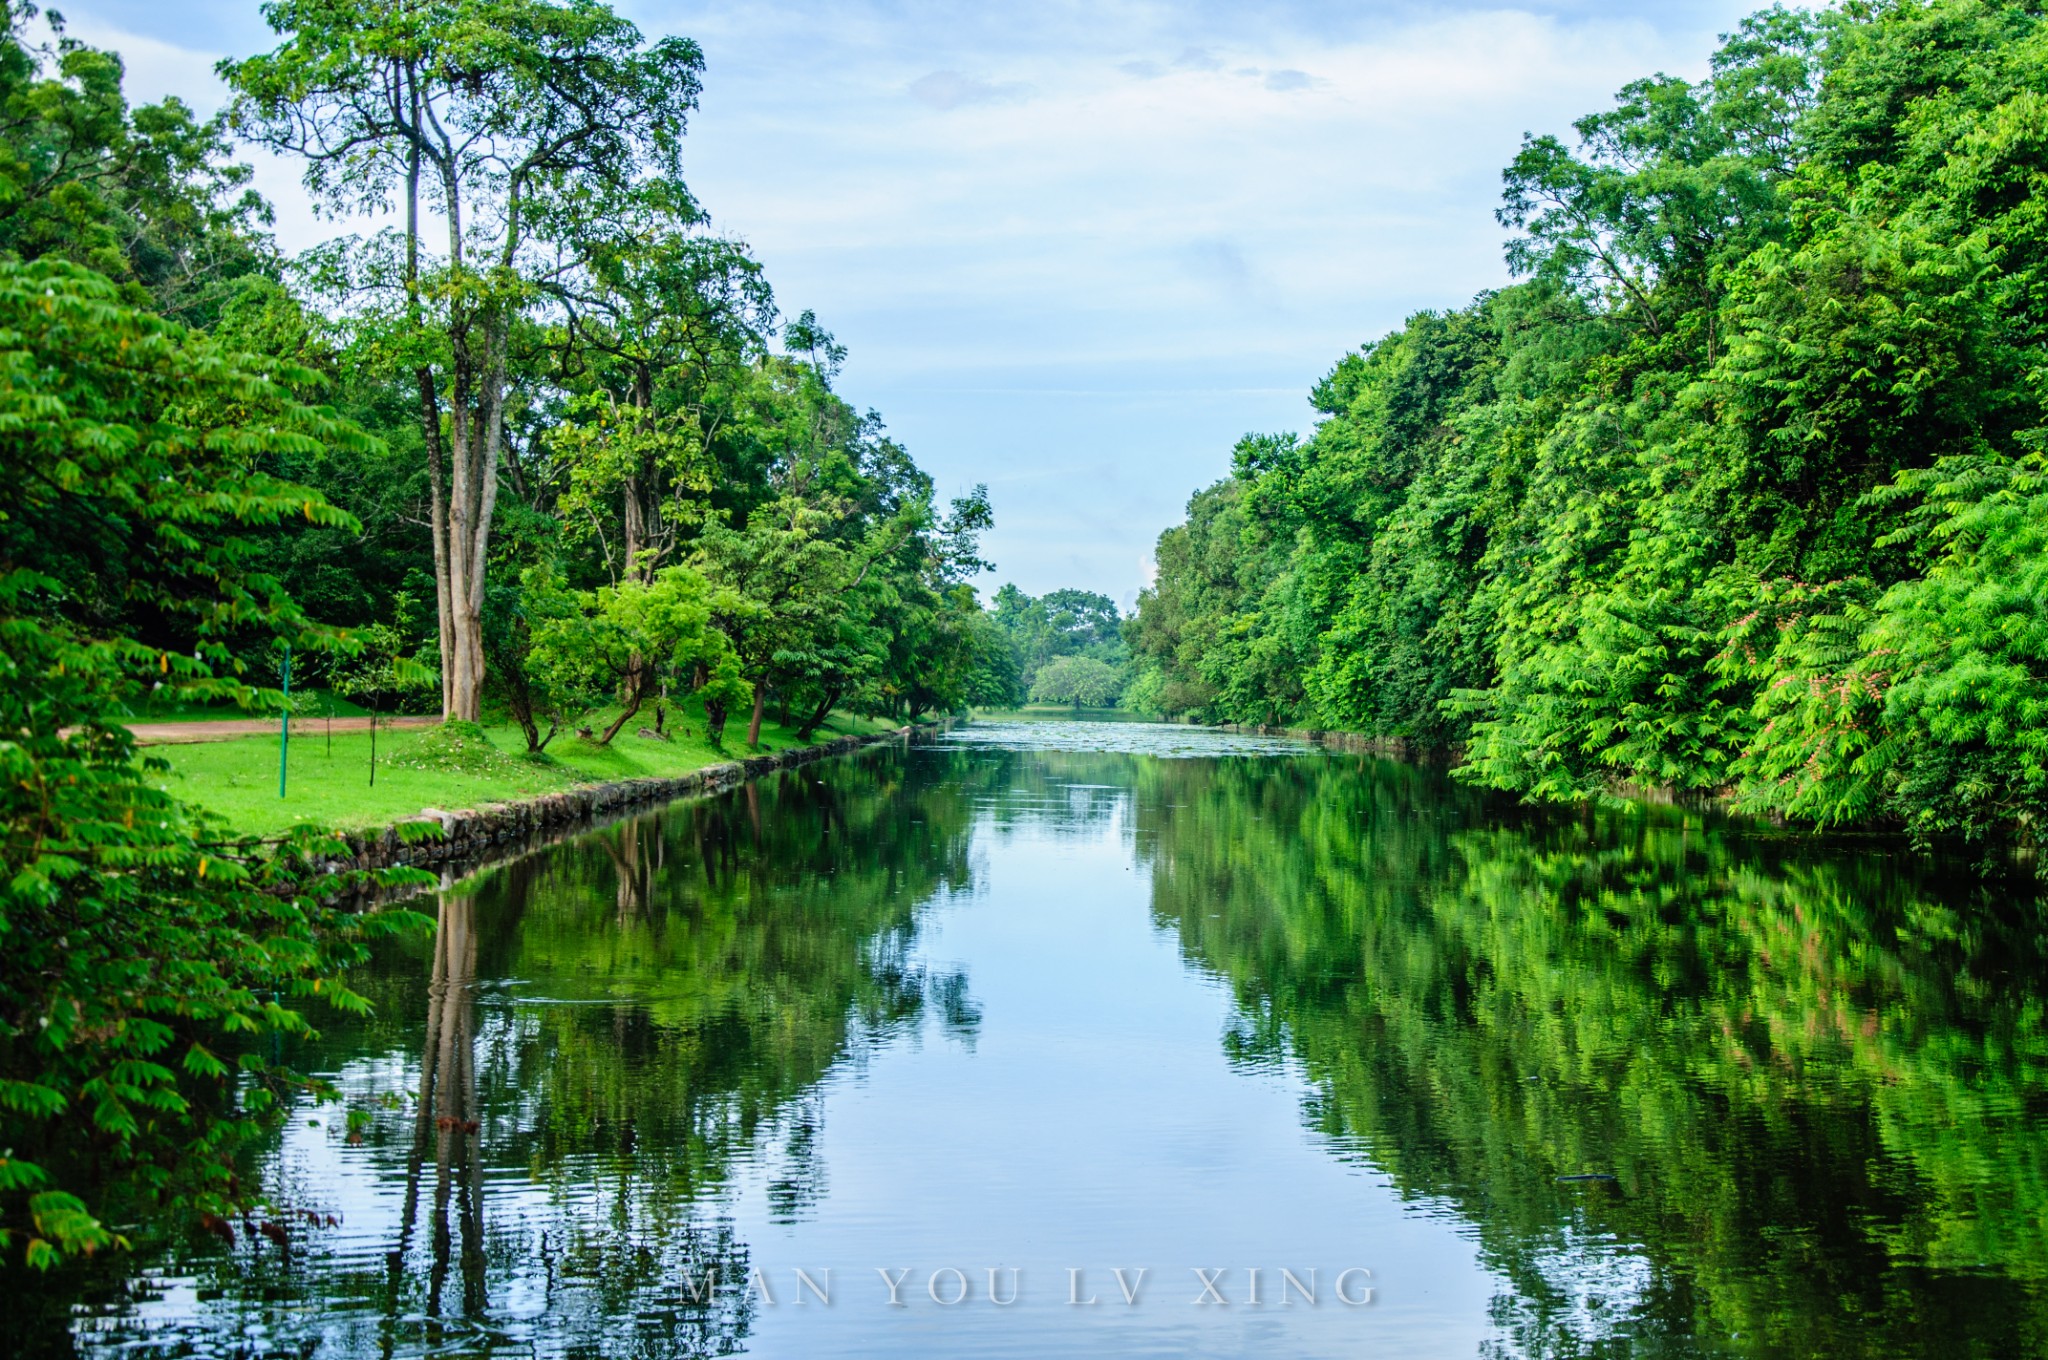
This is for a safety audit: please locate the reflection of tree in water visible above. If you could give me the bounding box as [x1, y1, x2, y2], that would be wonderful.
[70, 748, 982, 1359]
[411, 889, 486, 1327]
[1137, 755, 2048, 1360]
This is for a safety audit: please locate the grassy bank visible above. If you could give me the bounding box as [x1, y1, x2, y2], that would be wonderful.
[151, 703, 899, 837]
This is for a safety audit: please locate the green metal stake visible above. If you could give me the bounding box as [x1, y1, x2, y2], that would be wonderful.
[279, 643, 291, 798]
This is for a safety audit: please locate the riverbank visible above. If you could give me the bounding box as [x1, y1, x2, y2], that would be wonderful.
[1215, 721, 1831, 822]
[973, 704, 1133, 718]
[310, 723, 934, 875]
[1215, 722, 1462, 767]
[1219, 721, 1761, 816]
[153, 708, 908, 841]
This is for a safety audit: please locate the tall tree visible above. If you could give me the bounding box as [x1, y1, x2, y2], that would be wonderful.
[223, 0, 707, 719]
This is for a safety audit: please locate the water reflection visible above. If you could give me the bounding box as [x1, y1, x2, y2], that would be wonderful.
[64, 746, 990, 1358]
[38, 724, 2048, 1359]
[1136, 752, 2048, 1358]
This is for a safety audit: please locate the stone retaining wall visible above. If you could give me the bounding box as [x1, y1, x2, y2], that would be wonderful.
[328, 724, 936, 876]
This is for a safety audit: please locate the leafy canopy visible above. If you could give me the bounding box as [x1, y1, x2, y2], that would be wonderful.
[0, 259, 429, 1266]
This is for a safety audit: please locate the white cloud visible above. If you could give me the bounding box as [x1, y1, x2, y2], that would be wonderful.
[55, 0, 1787, 598]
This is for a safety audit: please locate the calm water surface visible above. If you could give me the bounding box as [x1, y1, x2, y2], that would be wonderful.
[59, 721, 2048, 1357]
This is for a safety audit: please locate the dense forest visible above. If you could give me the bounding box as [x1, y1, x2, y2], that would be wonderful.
[1130, 0, 2048, 849]
[985, 584, 1131, 707]
[0, 0, 1020, 1270]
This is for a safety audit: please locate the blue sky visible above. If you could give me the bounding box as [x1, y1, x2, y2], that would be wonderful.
[66, 0, 1795, 607]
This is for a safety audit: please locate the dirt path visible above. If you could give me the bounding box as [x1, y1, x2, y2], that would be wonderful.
[124, 715, 441, 745]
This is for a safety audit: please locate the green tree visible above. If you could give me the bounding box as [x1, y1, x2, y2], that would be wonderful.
[988, 584, 1128, 698]
[224, 0, 710, 721]
[0, 259, 426, 1267]
[0, 4, 272, 324]
[694, 496, 859, 748]
[549, 230, 774, 584]
[1028, 654, 1122, 709]
[525, 564, 745, 745]
[1135, 0, 2048, 850]
[328, 611, 440, 782]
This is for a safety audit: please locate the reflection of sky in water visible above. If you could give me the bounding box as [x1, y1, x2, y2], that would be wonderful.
[57, 736, 2048, 1359]
[705, 817, 1500, 1358]
[69, 741, 1494, 1359]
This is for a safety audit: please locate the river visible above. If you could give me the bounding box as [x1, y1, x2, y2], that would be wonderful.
[53, 719, 2048, 1357]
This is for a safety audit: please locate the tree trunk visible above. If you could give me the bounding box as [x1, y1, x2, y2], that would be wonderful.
[422, 368, 457, 717]
[406, 73, 461, 723]
[504, 675, 555, 754]
[796, 686, 841, 742]
[596, 684, 643, 746]
[621, 369, 656, 582]
[747, 678, 768, 748]
[427, 358, 497, 723]
[508, 685, 539, 751]
[622, 477, 644, 582]
[422, 167, 501, 724]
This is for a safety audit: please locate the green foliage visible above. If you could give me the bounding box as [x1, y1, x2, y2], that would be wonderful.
[1027, 654, 1123, 709]
[327, 614, 438, 717]
[205, 0, 1002, 741]
[223, 0, 721, 720]
[0, 3, 272, 324]
[1727, 455, 2048, 841]
[525, 565, 738, 745]
[646, 328, 1001, 730]
[987, 584, 1127, 702]
[0, 259, 429, 1265]
[1135, 0, 2048, 850]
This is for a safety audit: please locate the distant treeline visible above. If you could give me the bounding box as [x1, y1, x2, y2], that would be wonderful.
[1131, 0, 2048, 848]
[984, 585, 1130, 708]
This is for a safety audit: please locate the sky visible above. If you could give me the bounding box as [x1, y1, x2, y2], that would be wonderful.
[62, 0, 1793, 608]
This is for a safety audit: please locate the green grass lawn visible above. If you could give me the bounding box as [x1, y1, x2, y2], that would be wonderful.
[151, 701, 899, 838]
